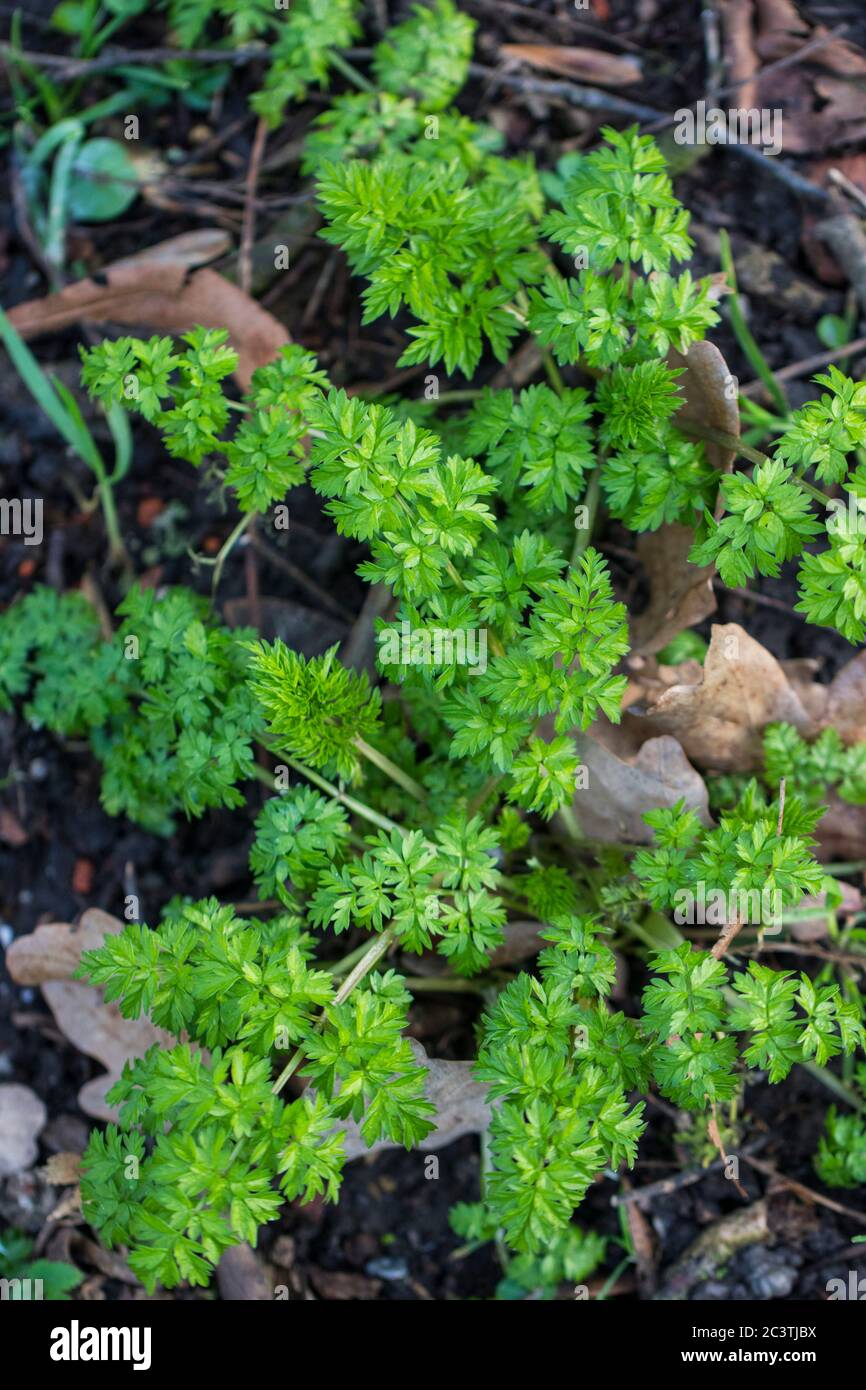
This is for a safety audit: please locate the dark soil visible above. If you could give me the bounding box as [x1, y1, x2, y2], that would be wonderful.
[2, 0, 866, 1301]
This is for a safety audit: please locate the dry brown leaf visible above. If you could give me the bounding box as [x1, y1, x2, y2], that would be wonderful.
[216, 1244, 272, 1302]
[631, 525, 716, 658]
[6, 908, 123, 985]
[7, 231, 288, 391]
[637, 623, 816, 771]
[809, 28, 866, 79]
[500, 43, 641, 86]
[40, 1151, 83, 1186]
[721, 0, 760, 110]
[631, 341, 739, 655]
[570, 733, 712, 843]
[7, 910, 173, 1122]
[814, 796, 866, 862]
[0, 1084, 46, 1176]
[813, 76, 866, 125]
[753, 0, 809, 57]
[669, 339, 740, 472]
[823, 650, 866, 743]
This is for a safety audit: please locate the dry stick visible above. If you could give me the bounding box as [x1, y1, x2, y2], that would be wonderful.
[739, 941, 866, 969]
[712, 578, 801, 617]
[0, 42, 267, 79]
[816, 215, 866, 317]
[612, 1138, 770, 1208]
[739, 334, 866, 397]
[238, 115, 268, 299]
[246, 529, 353, 621]
[466, 63, 832, 205]
[742, 1152, 866, 1227]
[271, 927, 396, 1094]
[828, 166, 866, 214]
[708, 1099, 748, 1198]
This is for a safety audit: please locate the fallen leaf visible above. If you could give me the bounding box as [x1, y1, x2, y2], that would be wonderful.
[6, 908, 127, 985]
[308, 1267, 383, 1300]
[813, 795, 866, 862]
[6, 910, 174, 1122]
[7, 230, 288, 391]
[0, 1084, 46, 1176]
[39, 1152, 83, 1186]
[0, 807, 28, 846]
[500, 43, 641, 86]
[570, 733, 712, 843]
[669, 339, 740, 473]
[636, 623, 816, 771]
[632, 341, 739, 654]
[753, 0, 808, 57]
[823, 650, 866, 743]
[631, 525, 716, 657]
[216, 1243, 272, 1301]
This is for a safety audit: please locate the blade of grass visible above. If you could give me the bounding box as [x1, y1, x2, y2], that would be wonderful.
[0, 306, 129, 568]
[719, 229, 788, 416]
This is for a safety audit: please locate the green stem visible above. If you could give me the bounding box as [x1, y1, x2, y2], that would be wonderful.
[800, 1060, 865, 1112]
[824, 860, 866, 875]
[329, 49, 375, 93]
[353, 735, 426, 803]
[719, 228, 788, 416]
[250, 756, 401, 836]
[467, 773, 503, 818]
[541, 348, 565, 396]
[209, 512, 253, 595]
[677, 420, 832, 505]
[271, 927, 396, 1094]
[571, 465, 601, 565]
[557, 804, 583, 842]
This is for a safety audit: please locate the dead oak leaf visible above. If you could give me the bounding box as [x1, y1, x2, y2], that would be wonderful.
[635, 622, 816, 772]
[632, 341, 739, 656]
[0, 1085, 47, 1176]
[7, 230, 288, 391]
[6, 909, 173, 1122]
[499, 44, 642, 87]
[570, 733, 712, 843]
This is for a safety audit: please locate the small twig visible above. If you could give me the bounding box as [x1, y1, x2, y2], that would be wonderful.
[828, 166, 866, 214]
[816, 215, 866, 317]
[776, 777, 787, 836]
[739, 334, 866, 396]
[742, 1153, 866, 1226]
[713, 579, 802, 617]
[612, 1138, 770, 1208]
[0, 41, 267, 79]
[246, 529, 354, 622]
[238, 116, 268, 299]
[467, 62, 832, 206]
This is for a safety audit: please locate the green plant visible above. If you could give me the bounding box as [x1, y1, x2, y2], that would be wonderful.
[0, 1230, 83, 1300]
[4, 88, 866, 1299]
[814, 1060, 866, 1189]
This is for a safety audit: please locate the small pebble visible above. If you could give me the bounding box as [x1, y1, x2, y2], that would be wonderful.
[0, 923, 14, 949]
[28, 758, 49, 781]
[365, 1256, 408, 1282]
